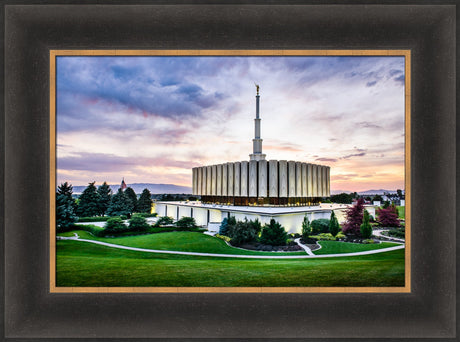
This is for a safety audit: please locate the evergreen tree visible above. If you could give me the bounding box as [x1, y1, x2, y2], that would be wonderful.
[56, 182, 78, 231]
[248, 218, 262, 237]
[360, 209, 373, 238]
[97, 182, 112, 216]
[342, 198, 364, 237]
[76, 181, 100, 217]
[227, 218, 258, 246]
[301, 214, 312, 240]
[219, 216, 236, 236]
[260, 219, 288, 246]
[137, 188, 153, 213]
[106, 188, 131, 217]
[329, 210, 340, 237]
[124, 187, 137, 214]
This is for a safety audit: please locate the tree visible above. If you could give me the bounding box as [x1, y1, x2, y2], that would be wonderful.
[360, 209, 373, 239]
[330, 192, 354, 204]
[124, 187, 137, 214]
[342, 198, 365, 237]
[106, 188, 131, 217]
[260, 219, 288, 246]
[376, 205, 400, 228]
[372, 194, 383, 202]
[104, 217, 127, 234]
[137, 188, 153, 213]
[56, 182, 78, 231]
[301, 214, 312, 240]
[227, 218, 258, 246]
[76, 182, 100, 217]
[175, 217, 197, 230]
[219, 216, 236, 236]
[329, 211, 340, 237]
[396, 189, 404, 200]
[128, 214, 150, 232]
[97, 182, 112, 216]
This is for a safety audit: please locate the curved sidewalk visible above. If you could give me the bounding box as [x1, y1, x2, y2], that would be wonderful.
[58, 234, 405, 259]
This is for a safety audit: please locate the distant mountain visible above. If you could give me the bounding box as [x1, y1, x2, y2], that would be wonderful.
[331, 189, 400, 195]
[72, 183, 192, 195]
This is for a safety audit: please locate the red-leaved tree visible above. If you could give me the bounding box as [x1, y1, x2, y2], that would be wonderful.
[342, 198, 364, 237]
[376, 205, 400, 228]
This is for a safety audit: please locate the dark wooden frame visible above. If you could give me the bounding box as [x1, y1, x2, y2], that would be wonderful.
[3, 2, 456, 340]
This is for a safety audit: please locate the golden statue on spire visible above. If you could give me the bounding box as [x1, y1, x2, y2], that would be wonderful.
[254, 83, 259, 95]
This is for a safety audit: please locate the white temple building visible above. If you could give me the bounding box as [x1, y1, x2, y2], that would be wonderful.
[153, 86, 374, 233]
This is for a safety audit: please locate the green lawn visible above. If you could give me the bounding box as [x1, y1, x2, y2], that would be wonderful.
[314, 241, 401, 255]
[56, 240, 405, 287]
[58, 230, 306, 256]
[397, 206, 405, 219]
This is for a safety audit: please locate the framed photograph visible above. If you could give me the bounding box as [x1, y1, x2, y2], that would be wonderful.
[50, 49, 410, 293]
[3, 2, 456, 340]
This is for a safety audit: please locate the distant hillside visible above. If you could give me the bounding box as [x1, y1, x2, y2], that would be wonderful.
[72, 183, 192, 195]
[331, 189, 400, 195]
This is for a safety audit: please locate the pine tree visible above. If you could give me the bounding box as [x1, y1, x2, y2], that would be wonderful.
[76, 181, 100, 217]
[301, 214, 312, 240]
[360, 209, 373, 238]
[97, 182, 112, 216]
[260, 219, 288, 246]
[137, 188, 153, 213]
[124, 187, 137, 214]
[56, 182, 78, 231]
[329, 211, 340, 237]
[106, 188, 131, 217]
[342, 198, 364, 237]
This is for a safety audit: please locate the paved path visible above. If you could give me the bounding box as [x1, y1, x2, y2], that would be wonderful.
[58, 234, 405, 259]
[294, 238, 315, 256]
[373, 229, 405, 243]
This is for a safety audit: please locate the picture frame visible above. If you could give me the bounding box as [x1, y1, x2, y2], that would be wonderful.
[3, 2, 456, 340]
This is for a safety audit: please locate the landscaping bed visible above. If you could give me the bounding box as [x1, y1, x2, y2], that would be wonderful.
[232, 241, 303, 252]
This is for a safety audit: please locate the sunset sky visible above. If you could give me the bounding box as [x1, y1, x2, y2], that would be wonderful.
[56, 55, 405, 192]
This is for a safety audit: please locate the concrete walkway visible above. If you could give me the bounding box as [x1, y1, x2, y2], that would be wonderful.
[58, 234, 405, 259]
[373, 229, 405, 243]
[294, 238, 315, 256]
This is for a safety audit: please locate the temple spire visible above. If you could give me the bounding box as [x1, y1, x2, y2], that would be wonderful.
[249, 84, 266, 161]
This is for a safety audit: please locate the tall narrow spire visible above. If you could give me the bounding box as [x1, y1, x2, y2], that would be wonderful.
[249, 84, 266, 161]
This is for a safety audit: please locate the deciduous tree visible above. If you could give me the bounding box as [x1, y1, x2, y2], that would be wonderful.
[376, 205, 401, 228]
[342, 198, 364, 237]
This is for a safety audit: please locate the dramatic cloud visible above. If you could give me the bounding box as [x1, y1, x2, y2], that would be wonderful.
[57, 55, 406, 191]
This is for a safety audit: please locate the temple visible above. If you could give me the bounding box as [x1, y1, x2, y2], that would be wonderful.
[192, 85, 330, 206]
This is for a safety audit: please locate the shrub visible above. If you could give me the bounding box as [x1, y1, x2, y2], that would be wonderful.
[329, 211, 340, 237]
[76, 224, 105, 237]
[301, 215, 312, 240]
[249, 218, 262, 237]
[228, 219, 258, 246]
[175, 217, 197, 230]
[377, 205, 401, 228]
[260, 219, 288, 246]
[387, 228, 405, 239]
[219, 216, 236, 236]
[104, 217, 128, 234]
[360, 209, 373, 239]
[155, 216, 174, 226]
[311, 219, 330, 234]
[128, 214, 150, 232]
[215, 234, 231, 242]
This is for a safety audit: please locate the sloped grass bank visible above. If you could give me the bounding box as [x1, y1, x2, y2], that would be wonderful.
[314, 241, 401, 255]
[56, 240, 405, 287]
[57, 230, 306, 256]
